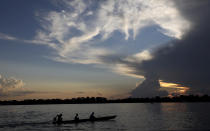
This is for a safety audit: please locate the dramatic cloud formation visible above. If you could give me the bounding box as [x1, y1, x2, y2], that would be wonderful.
[139, 0, 210, 95]
[33, 0, 189, 65]
[0, 0, 195, 98]
[102, 0, 210, 97]
[0, 75, 31, 97]
[131, 74, 168, 97]
[0, 0, 189, 67]
[100, 51, 169, 97]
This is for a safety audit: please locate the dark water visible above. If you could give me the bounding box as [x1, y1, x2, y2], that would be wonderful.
[0, 103, 210, 130]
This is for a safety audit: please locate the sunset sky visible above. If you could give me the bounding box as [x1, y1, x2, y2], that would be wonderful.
[0, 0, 209, 100]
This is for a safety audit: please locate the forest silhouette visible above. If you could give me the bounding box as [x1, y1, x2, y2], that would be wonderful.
[1, 95, 210, 105]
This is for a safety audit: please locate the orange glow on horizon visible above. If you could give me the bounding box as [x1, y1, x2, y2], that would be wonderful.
[159, 80, 189, 95]
[1, 88, 129, 101]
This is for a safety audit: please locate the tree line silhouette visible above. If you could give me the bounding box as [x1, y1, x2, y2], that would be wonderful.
[1, 95, 210, 105]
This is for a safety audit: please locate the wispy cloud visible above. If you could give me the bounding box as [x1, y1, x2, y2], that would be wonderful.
[33, 0, 189, 65]
[0, 0, 190, 79]
[0, 33, 18, 41]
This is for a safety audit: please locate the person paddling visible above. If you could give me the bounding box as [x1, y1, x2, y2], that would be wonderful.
[89, 112, 95, 120]
[74, 113, 79, 121]
[53, 116, 57, 124]
[57, 113, 63, 124]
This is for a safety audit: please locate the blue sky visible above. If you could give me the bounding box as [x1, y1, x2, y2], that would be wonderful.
[0, 0, 191, 100]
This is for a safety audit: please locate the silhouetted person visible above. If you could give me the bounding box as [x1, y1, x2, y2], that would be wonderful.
[53, 116, 57, 124]
[89, 112, 95, 120]
[74, 113, 79, 121]
[57, 113, 63, 124]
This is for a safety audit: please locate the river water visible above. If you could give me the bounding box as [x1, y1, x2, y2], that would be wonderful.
[0, 103, 210, 130]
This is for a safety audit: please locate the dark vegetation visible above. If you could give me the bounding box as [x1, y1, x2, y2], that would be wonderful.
[1, 95, 210, 105]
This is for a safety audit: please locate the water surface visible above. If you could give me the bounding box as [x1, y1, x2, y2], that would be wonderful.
[0, 103, 210, 130]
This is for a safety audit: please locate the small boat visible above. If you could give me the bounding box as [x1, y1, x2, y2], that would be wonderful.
[54, 115, 117, 124]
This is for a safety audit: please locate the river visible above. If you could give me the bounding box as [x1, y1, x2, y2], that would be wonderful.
[0, 103, 210, 130]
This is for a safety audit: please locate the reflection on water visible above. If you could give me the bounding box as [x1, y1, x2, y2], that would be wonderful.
[0, 103, 210, 130]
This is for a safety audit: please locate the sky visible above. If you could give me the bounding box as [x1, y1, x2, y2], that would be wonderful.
[0, 0, 209, 100]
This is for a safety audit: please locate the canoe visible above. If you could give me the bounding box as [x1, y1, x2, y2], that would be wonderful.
[54, 115, 117, 124]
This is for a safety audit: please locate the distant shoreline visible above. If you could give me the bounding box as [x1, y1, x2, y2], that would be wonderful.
[1, 95, 210, 105]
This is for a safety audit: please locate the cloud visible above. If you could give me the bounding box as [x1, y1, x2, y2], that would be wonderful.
[0, 75, 33, 97]
[101, 0, 210, 96]
[0, 75, 24, 91]
[100, 50, 152, 78]
[99, 51, 168, 97]
[159, 80, 189, 95]
[139, 0, 210, 95]
[131, 74, 168, 98]
[97, 0, 189, 39]
[30, 0, 189, 65]
[0, 0, 194, 97]
[0, 0, 189, 66]
[0, 33, 18, 41]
